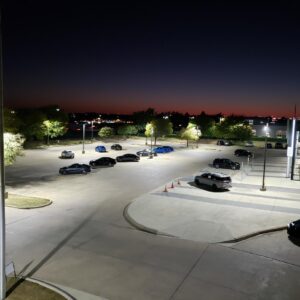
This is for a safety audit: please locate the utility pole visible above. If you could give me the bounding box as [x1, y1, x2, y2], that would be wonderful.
[0, 12, 6, 300]
[260, 123, 269, 191]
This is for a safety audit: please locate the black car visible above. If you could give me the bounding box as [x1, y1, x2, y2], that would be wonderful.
[266, 143, 272, 149]
[116, 154, 140, 162]
[136, 149, 157, 157]
[217, 140, 233, 146]
[234, 149, 253, 157]
[89, 157, 116, 167]
[111, 144, 122, 150]
[287, 219, 300, 237]
[59, 163, 91, 175]
[213, 158, 240, 170]
[275, 142, 286, 149]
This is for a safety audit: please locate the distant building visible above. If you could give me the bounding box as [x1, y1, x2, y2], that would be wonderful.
[245, 117, 288, 138]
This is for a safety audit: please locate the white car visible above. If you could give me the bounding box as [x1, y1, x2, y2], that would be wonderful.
[244, 141, 254, 147]
[60, 150, 75, 159]
[194, 172, 232, 190]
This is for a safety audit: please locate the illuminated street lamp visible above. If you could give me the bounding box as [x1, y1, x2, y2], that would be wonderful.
[260, 124, 269, 191]
[82, 123, 86, 154]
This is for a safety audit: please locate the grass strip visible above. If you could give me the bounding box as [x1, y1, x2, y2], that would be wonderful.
[5, 194, 52, 209]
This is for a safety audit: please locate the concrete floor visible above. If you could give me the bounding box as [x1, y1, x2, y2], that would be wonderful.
[4, 140, 300, 299]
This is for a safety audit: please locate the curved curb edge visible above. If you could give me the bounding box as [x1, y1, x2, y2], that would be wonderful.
[219, 226, 287, 244]
[6, 200, 53, 209]
[123, 202, 175, 237]
[26, 278, 76, 300]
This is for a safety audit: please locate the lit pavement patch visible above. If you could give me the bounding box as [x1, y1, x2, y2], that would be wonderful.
[127, 179, 300, 243]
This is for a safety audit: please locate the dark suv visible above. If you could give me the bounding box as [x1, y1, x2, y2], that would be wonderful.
[234, 149, 253, 157]
[213, 158, 240, 170]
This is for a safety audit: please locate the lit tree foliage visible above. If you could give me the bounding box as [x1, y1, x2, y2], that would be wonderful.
[180, 123, 201, 147]
[117, 125, 138, 136]
[42, 120, 66, 145]
[145, 119, 173, 145]
[4, 133, 25, 166]
[98, 126, 114, 138]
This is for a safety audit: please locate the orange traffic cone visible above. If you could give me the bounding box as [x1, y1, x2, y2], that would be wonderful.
[177, 179, 181, 185]
[170, 182, 175, 188]
[163, 185, 168, 192]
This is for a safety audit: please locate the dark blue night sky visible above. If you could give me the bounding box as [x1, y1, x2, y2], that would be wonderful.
[2, 1, 300, 116]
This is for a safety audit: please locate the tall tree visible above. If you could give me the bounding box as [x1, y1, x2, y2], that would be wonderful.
[147, 119, 173, 145]
[117, 125, 138, 136]
[98, 126, 114, 138]
[180, 122, 201, 147]
[41, 120, 66, 145]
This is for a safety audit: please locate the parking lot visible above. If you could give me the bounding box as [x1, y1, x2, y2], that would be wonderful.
[4, 140, 300, 300]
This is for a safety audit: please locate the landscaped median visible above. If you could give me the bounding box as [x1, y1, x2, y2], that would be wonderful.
[5, 194, 52, 209]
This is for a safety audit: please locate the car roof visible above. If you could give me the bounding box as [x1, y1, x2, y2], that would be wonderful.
[198, 172, 229, 178]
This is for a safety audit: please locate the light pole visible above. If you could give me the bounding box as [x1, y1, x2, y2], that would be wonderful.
[260, 124, 269, 191]
[196, 126, 201, 148]
[91, 120, 94, 142]
[150, 127, 154, 159]
[82, 123, 86, 154]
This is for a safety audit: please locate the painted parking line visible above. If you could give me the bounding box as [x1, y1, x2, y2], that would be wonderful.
[151, 191, 300, 215]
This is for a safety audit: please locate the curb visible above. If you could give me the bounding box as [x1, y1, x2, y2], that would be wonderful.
[219, 226, 287, 243]
[6, 200, 53, 209]
[123, 202, 175, 237]
[26, 278, 76, 300]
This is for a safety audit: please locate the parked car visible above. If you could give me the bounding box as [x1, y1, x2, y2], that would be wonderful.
[111, 144, 122, 150]
[244, 140, 254, 147]
[217, 140, 233, 146]
[60, 150, 75, 159]
[89, 157, 116, 167]
[59, 163, 91, 175]
[136, 149, 157, 157]
[194, 172, 232, 190]
[162, 146, 174, 152]
[116, 154, 140, 162]
[213, 158, 240, 170]
[234, 149, 253, 157]
[95, 145, 107, 152]
[266, 142, 273, 149]
[287, 219, 300, 237]
[275, 142, 286, 149]
[152, 146, 174, 153]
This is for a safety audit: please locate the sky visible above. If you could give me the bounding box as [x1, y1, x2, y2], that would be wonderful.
[2, 1, 300, 116]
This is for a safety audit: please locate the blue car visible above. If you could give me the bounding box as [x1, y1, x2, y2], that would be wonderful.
[153, 146, 174, 154]
[162, 146, 174, 152]
[95, 145, 106, 152]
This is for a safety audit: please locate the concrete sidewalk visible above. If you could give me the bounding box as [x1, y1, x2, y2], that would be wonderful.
[126, 158, 300, 243]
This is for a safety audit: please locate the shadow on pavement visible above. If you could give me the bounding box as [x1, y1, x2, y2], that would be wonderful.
[288, 236, 300, 247]
[7, 209, 98, 297]
[188, 181, 229, 193]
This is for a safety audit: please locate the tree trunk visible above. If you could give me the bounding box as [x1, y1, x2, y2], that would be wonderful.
[186, 139, 189, 148]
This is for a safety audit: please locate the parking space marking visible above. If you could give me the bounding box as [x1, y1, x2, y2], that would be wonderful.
[151, 191, 300, 215]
